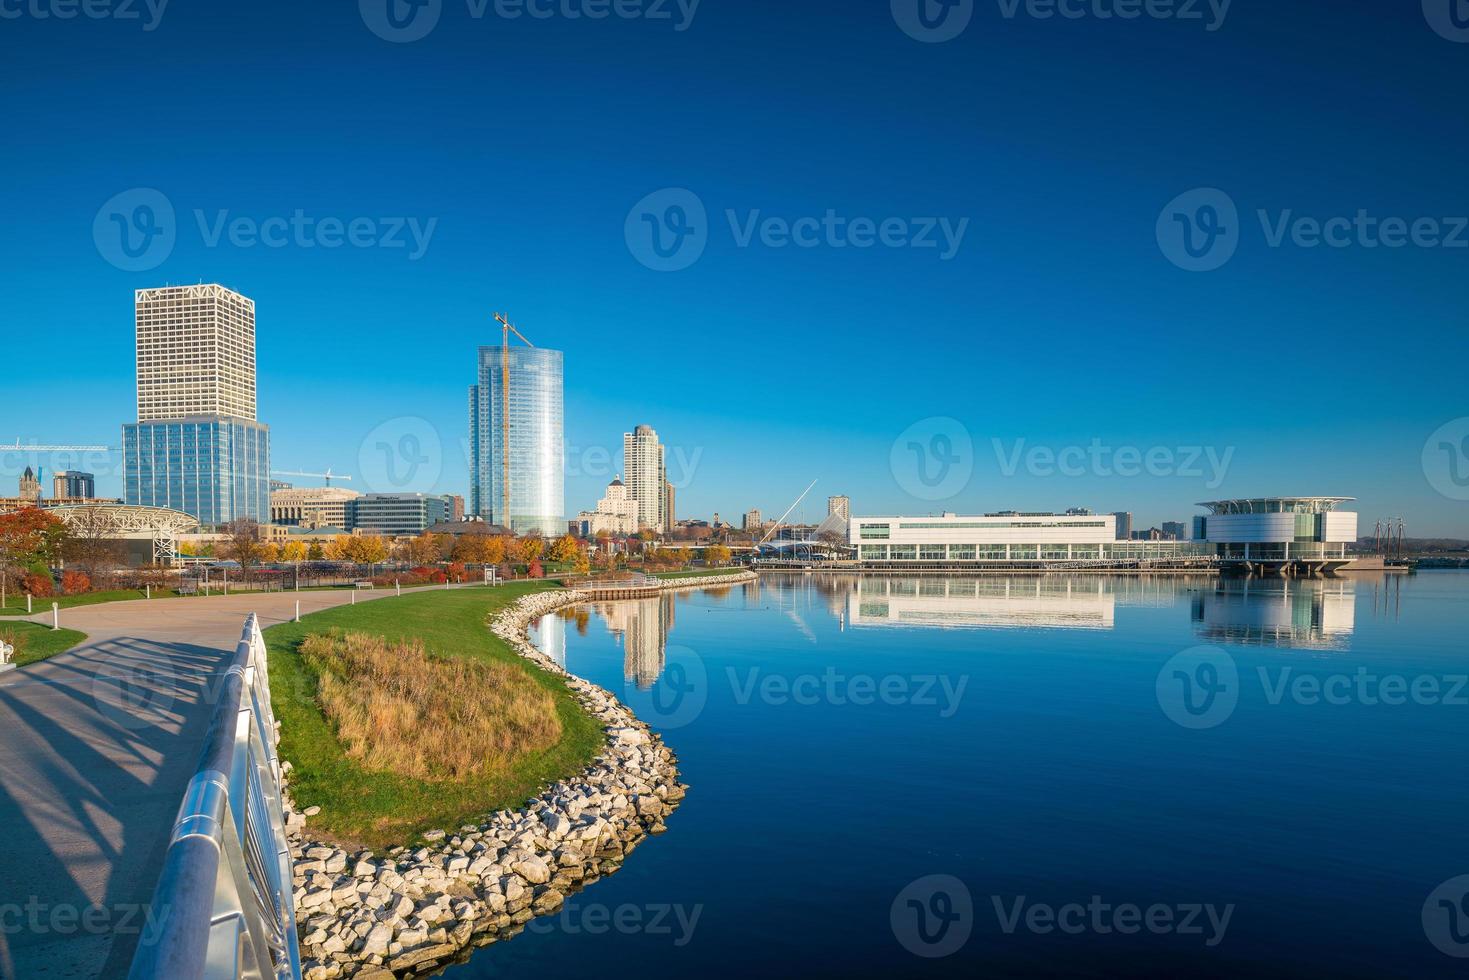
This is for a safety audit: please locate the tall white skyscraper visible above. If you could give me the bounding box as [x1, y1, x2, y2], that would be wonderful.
[135, 284, 258, 422]
[124, 284, 271, 525]
[623, 425, 666, 532]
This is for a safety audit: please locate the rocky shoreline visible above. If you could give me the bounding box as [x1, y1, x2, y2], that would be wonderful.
[287, 571, 757, 979]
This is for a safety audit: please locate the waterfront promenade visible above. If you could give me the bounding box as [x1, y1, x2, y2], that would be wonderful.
[0, 587, 439, 980]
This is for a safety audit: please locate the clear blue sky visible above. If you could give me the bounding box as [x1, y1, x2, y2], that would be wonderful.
[2, 1, 1466, 534]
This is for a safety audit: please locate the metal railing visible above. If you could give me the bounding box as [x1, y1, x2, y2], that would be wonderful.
[129, 614, 302, 980]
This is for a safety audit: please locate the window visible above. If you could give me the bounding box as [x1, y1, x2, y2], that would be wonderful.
[977, 545, 1006, 560]
[949, 545, 976, 560]
[1040, 545, 1070, 560]
[919, 545, 946, 560]
[860, 545, 888, 560]
[1010, 545, 1038, 560]
[890, 545, 917, 560]
[859, 523, 891, 540]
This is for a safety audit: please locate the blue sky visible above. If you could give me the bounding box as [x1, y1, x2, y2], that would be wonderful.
[2, 1, 1467, 534]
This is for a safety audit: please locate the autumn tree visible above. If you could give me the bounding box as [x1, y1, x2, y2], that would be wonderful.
[280, 540, 308, 565]
[0, 509, 67, 609]
[482, 535, 508, 566]
[221, 519, 266, 572]
[549, 534, 579, 564]
[59, 506, 125, 582]
[515, 535, 544, 563]
[703, 543, 732, 567]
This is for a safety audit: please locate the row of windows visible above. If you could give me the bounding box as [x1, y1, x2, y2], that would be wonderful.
[858, 543, 1191, 561]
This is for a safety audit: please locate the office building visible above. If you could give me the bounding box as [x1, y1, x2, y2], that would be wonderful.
[123, 285, 271, 525]
[623, 425, 667, 532]
[469, 346, 564, 535]
[1112, 511, 1133, 541]
[828, 495, 851, 521]
[347, 493, 448, 537]
[743, 509, 764, 531]
[270, 486, 361, 529]
[52, 471, 95, 499]
[574, 477, 641, 536]
[1161, 521, 1187, 541]
[443, 494, 465, 523]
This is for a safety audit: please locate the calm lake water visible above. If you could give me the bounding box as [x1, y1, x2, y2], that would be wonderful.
[443, 571, 1469, 978]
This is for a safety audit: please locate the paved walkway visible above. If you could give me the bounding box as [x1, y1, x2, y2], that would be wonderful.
[0, 587, 444, 980]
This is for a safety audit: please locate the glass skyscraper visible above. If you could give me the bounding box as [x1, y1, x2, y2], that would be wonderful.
[470, 346, 564, 535]
[123, 284, 271, 526]
[123, 418, 270, 525]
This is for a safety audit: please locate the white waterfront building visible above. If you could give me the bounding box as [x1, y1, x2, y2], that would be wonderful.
[1194, 497, 1358, 574]
[847, 512, 1209, 568]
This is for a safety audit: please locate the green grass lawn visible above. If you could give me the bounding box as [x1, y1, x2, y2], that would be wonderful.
[653, 567, 749, 580]
[0, 588, 190, 616]
[0, 622, 89, 667]
[262, 582, 603, 850]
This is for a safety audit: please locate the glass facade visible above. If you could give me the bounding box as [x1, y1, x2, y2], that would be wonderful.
[470, 346, 564, 536]
[348, 494, 448, 537]
[123, 418, 270, 526]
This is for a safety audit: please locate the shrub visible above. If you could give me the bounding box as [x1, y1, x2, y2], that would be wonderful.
[527, 559, 544, 579]
[298, 629, 562, 781]
[61, 571, 91, 595]
[22, 572, 53, 597]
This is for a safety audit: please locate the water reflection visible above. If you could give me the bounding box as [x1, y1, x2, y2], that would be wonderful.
[532, 574, 1386, 689]
[1191, 578, 1357, 650]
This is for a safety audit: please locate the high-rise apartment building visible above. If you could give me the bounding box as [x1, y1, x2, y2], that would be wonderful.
[469, 346, 564, 535]
[743, 509, 763, 531]
[663, 481, 675, 530]
[828, 495, 851, 521]
[623, 425, 667, 532]
[53, 471, 96, 499]
[123, 285, 271, 525]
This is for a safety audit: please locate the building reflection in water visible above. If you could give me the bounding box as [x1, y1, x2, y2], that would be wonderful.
[526, 612, 567, 667]
[600, 593, 677, 690]
[1191, 578, 1356, 650]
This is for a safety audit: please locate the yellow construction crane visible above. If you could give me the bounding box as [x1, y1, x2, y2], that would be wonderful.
[493, 312, 535, 528]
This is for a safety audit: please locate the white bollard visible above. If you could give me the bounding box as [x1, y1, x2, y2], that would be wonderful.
[395, 580, 401, 597]
[146, 584, 151, 600]
[295, 600, 301, 623]
[27, 594, 32, 614]
[52, 602, 59, 631]
[351, 590, 356, 605]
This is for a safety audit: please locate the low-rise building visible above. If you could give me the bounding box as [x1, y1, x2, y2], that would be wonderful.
[846, 512, 1210, 568]
[347, 493, 448, 537]
[574, 478, 641, 537]
[270, 486, 362, 529]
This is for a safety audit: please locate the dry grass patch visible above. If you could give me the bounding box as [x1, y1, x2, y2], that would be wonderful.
[300, 627, 563, 782]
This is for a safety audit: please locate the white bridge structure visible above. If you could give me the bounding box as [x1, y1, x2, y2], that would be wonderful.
[47, 503, 198, 566]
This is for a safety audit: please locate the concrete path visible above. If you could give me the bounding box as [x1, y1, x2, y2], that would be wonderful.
[0, 587, 450, 980]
